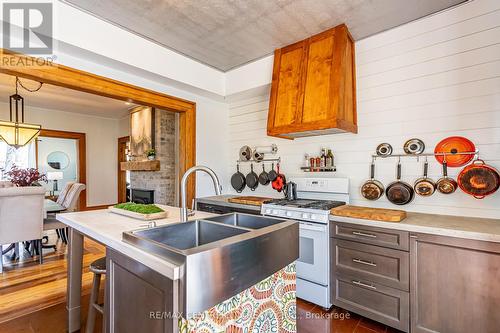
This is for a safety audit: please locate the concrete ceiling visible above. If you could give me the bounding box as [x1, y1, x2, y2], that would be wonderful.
[0, 73, 134, 119]
[64, 0, 466, 71]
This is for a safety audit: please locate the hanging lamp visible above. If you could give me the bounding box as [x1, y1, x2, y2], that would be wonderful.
[0, 77, 42, 148]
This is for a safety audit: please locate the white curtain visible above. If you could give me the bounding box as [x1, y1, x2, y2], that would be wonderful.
[0, 141, 36, 180]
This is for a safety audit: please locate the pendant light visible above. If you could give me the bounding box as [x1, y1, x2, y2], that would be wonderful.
[0, 77, 42, 149]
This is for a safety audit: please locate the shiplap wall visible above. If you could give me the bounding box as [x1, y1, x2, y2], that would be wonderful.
[226, 0, 500, 219]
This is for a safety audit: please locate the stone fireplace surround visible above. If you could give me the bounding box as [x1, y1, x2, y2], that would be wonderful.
[129, 109, 179, 206]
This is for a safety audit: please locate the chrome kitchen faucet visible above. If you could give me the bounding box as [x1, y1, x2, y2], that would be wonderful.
[180, 165, 222, 222]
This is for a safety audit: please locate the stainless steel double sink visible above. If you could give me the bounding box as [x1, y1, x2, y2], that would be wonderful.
[122, 213, 299, 318]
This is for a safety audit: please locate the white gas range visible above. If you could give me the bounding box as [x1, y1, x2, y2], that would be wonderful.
[261, 177, 349, 309]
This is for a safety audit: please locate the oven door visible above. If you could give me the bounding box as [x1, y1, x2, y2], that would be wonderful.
[297, 221, 329, 285]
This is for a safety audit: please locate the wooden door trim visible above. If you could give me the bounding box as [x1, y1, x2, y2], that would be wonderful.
[0, 49, 196, 205]
[38, 129, 87, 209]
[117, 136, 130, 204]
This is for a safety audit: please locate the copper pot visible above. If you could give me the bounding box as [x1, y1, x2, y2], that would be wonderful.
[361, 162, 384, 200]
[436, 161, 457, 194]
[414, 160, 436, 197]
[457, 159, 499, 199]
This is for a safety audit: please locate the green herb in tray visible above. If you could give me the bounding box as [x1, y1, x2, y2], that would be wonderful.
[114, 203, 164, 214]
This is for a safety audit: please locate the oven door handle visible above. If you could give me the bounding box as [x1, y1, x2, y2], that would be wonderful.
[299, 223, 326, 232]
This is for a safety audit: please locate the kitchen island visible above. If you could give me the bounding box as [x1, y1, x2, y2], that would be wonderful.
[57, 205, 298, 333]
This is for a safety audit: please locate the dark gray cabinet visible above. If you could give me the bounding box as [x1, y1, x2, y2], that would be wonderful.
[333, 238, 409, 291]
[410, 233, 500, 333]
[331, 222, 410, 332]
[106, 249, 175, 333]
[332, 222, 409, 251]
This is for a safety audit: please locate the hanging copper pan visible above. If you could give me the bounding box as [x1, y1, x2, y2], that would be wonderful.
[361, 162, 384, 200]
[434, 136, 475, 167]
[458, 159, 499, 199]
[436, 161, 457, 195]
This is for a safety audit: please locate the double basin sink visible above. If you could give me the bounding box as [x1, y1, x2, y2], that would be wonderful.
[122, 213, 299, 317]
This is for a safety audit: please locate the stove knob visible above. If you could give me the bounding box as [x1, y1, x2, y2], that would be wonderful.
[311, 214, 317, 220]
[265, 209, 272, 214]
[302, 213, 310, 219]
[272, 209, 279, 215]
[286, 211, 293, 217]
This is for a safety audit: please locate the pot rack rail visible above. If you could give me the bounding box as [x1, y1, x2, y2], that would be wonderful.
[371, 151, 479, 161]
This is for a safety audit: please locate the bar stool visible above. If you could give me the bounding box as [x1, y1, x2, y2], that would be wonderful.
[86, 257, 106, 333]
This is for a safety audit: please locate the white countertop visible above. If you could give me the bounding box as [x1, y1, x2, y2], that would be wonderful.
[56, 205, 215, 280]
[330, 212, 500, 243]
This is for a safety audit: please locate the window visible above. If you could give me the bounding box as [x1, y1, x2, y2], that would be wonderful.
[0, 141, 36, 180]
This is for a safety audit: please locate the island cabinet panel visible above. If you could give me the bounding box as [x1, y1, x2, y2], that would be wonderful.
[267, 24, 357, 139]
[106, 249, 175, 333]
[410, 234, 500, 333]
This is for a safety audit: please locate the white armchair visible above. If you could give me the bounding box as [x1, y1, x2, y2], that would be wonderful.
[0, 186, 46, 273]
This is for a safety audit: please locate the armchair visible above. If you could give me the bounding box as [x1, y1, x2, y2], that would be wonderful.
[0, 186, 45, 273]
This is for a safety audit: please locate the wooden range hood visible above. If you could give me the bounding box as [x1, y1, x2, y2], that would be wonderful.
[267, 24, 357, 139]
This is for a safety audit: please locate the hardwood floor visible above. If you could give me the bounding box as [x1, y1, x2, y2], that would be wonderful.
[1, 233, 398, 333]
[0, 232, 105, 332]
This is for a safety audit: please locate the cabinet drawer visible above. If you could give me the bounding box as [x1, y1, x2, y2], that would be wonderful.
[332, 239, 409, 291]
[332, 222, 409, 251]
[332, 275, 409, 332]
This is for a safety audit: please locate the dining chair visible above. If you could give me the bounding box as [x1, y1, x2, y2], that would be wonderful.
[44, 183, 86, 244]
[0, 186, 46, 273]
[0, 181, 14, 188]
[56, 181, 75, 206]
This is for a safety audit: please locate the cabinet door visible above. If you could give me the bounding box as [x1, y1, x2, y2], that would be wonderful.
[411, 234, 500, 333]
[106, 249, 175, 333]
[301, 29, 335, 126]
[267, 40, 307, 135]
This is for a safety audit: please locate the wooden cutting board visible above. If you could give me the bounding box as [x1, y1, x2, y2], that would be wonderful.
[228, 196, 273, 206]
[331, 205, 407, 222]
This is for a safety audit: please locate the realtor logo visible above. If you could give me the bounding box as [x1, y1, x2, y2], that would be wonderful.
[2, 2, 53, 54]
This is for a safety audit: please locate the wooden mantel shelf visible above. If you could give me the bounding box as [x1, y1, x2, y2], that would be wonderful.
[120, 160, 160, 171]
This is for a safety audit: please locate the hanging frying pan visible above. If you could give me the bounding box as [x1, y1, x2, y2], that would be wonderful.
[414, 158, 436, 197]
[258, 164, 270, 185]
[436, 160, 457, 195]
[361, 161, 384, 200]
[246, 163, 259, 191]
[231, 164, 246, 193]
[434, 136, 475, 167]
[457, 159, 499, 199]
[386, 161, 415, 205]
[272, 163, 286, 192]
[268, 163, 278, 182]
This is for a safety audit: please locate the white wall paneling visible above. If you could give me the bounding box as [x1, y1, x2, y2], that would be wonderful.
[225, 0, 500, 219]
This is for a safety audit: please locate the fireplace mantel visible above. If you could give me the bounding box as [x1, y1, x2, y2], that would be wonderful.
[120, 160, 160, 171]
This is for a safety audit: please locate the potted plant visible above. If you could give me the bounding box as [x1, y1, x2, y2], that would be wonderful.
[6, 165, 47, 187]
[146, 149, 156, 160]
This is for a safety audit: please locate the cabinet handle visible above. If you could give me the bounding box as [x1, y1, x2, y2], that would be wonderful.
[352, 258, 377, 267]
[352, 231, 377, 238]
[352, 280, 377, 290]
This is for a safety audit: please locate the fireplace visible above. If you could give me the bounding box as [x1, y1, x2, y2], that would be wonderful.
[131, 188, 154, 204]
